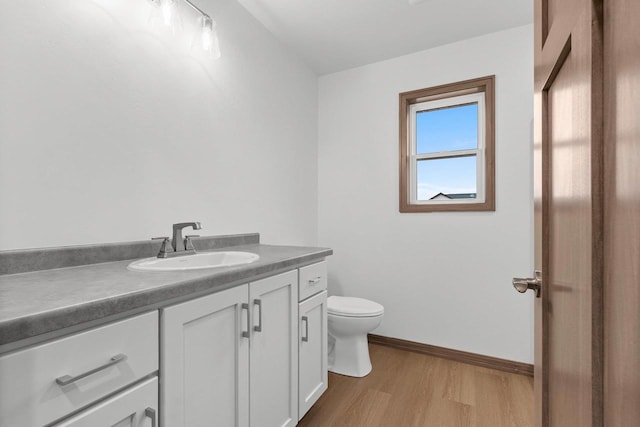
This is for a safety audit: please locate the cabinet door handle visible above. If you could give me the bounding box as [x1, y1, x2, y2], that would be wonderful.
[241, 303, 250, 338]
[145, 407, 157, 427]
[301, 316, 309, 342]
[308, 277, 322, 285]
[55, 353, 127, 386]
[253, 299, 262, 332]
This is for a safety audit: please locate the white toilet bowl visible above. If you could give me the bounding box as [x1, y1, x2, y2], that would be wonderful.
[327, 296, 384, 377]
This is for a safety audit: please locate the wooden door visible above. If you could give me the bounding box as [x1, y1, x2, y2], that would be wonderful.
[298, 290, 328, 419]
[533, 0, 603, 426]
[162, 285, 250, 427]
[249, 270, 298, 427]
[603, 0, 640, 425]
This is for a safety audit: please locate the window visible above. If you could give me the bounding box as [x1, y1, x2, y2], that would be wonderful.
[399, 76, 495, 212]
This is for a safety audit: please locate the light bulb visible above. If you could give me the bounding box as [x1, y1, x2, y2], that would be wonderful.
[160, 0, 179, 32]
[200, 16, 221, 59]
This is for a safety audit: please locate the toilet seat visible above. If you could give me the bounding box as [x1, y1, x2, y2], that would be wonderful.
[327, 296, 384, 317]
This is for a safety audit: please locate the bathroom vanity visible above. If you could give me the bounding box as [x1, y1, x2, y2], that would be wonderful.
[0, 233, 331, 427]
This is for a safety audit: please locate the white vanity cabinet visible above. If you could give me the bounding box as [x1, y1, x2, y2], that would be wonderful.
[0, 311, 159, 427]
[297, 262, 328, 419]
[161, 270, 299, 427]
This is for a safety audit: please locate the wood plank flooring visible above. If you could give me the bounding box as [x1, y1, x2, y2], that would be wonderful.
[298, 343, 533, 427]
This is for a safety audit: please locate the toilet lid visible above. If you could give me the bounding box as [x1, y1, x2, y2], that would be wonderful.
[327, 296, 384, 317]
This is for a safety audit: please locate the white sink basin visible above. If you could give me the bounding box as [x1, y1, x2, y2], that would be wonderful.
[128, 251, 260, 271]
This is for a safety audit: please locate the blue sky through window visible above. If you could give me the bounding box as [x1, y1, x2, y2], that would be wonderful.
[417, 157, 477, 200]
[416, 103, 478, 200]
[416, 103, 478, 153]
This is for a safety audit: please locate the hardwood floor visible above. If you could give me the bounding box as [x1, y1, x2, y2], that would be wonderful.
[298, 343, 533, 427]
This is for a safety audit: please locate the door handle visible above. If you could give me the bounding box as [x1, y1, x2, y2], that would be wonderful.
[253, 299, 262, 332]
[512, 270, 542, 297]
[144, 407, 157, 427]
[55, 354, 127, 386]
[301, 316, 309, 342]
[241, 303, 250, 338]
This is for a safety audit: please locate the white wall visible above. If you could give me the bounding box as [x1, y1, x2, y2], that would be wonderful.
[318, 25, 534, 363]
[1, 1, 534, 362]
[0, 0, 318, 250]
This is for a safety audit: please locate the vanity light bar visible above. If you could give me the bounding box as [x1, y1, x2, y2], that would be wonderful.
[182, 0, 206, 18]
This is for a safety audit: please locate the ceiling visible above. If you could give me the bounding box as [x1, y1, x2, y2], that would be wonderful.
[236, 0, 533, 75]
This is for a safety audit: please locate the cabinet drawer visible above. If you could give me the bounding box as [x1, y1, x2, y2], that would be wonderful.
[56, 377, 158, 427]
[0, 311, 158, 427]
[298, 261, 327, 302]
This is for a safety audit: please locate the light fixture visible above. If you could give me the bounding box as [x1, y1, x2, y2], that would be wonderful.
[183, 0, 221, 58]
[199, 15, 221, 59]
[148, 0, 221, 58]
[159, 0, 180, 33]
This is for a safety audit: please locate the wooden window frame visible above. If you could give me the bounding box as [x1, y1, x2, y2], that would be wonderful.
[399, 75, 495, 212]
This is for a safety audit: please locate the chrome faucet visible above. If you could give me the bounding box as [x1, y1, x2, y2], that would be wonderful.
[153, 222, 202, 258]
[172, 222, 202, 252]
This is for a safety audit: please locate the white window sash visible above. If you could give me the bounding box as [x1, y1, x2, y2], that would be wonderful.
[409, 92, 486, 204]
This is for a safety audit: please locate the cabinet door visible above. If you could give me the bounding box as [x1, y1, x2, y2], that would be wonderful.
[162, 285, 249, 427]
[249, 271, 298, 427]
[56, 377, 158, 427]
[298, 291, 328, 419]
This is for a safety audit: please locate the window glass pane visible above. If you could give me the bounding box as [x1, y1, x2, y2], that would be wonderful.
[416, 156, 477, 201]
[416, 103, 478, 154]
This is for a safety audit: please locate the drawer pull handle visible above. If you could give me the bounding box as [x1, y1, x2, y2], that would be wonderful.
[145, 407, 157, 427]
[254, 299, 262, 332]
[301, 316, 309, 342]
[308, 277, 322, 285]
[241, 303, 250, 338]
[55, 353, 127, 386]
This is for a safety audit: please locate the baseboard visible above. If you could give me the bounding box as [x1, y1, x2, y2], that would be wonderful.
[368, 334, 534, 377]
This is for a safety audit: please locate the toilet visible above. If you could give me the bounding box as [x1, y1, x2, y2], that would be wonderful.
[327, 296, 384, 377]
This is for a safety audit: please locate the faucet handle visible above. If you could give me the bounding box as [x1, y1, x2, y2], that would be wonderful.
[184, 235, 200, 251]
[152, 237, 173, 258]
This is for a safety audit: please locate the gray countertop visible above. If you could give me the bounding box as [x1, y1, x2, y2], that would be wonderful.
[0, 243, 332, 347]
